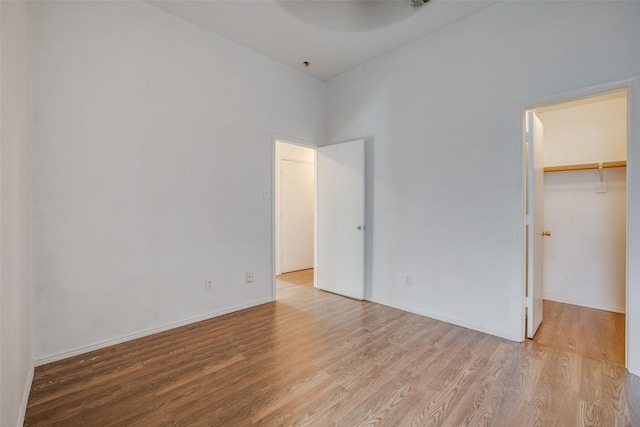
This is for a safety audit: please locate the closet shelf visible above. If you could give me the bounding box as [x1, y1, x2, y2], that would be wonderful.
[544, 160, 626, 173]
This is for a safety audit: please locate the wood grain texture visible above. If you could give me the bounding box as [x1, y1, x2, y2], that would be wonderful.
[25, 271, 639, 426]
[543, 160, 626, 173]
[532, 300, 625, 366]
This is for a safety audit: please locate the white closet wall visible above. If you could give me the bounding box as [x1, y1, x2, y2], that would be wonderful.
[539, 93, 627, 313]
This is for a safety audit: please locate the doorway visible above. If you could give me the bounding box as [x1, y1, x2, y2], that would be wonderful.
[274, 140, 316, 290]
[272, 137, 367, 301]
[524, 90, 628, 366]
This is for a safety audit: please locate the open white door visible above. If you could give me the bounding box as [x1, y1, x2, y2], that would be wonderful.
[316, 140, 365, 300]
[526, 111, 545, 338]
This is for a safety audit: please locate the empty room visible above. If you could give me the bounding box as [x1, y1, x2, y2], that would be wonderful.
[2, 0, 640, 426]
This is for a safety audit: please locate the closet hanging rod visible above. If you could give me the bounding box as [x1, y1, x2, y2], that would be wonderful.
[544, 160, 627, 173]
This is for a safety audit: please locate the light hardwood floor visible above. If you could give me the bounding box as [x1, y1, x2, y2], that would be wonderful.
[25, 270, 640, 426]
[532, 299, 625, 366]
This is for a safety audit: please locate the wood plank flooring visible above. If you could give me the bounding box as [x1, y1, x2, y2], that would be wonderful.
[25, 270, 640, 426]
[532, 300, 625, 366]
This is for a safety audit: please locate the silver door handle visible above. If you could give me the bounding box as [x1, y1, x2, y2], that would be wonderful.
[357, 226, 366, 230]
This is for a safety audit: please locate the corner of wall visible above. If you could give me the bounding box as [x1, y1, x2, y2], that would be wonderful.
[0, 1, 35, 425]
[16, 363, 34, 427]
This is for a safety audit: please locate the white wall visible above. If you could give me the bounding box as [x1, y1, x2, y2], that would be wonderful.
[276, 141, 315, 164]
[32, 1, 324, 363]
[543, 168, 626, 312]
[0, 1, 33, 425]
[541, 94, 627, 166]
[539, 95, 627, 313]
[324, 0, 640, 356]
[274, 141, 315, 275]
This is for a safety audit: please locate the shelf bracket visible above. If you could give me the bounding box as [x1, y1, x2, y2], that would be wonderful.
[598, 162, 604, 182]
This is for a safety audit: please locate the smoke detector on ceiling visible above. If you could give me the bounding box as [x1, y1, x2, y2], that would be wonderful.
[406, 0, 431, 8]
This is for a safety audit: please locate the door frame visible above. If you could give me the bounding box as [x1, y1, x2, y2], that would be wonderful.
[271, 135, 318, 298]
[516, 76, 639, 375]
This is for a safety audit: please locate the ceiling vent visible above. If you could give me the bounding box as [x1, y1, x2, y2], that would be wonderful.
[407, 0, 431, 8]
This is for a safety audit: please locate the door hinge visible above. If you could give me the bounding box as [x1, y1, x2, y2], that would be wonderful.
[525, 214, 532, 226]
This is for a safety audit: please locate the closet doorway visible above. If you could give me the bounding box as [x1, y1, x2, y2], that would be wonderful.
[524, 90, 628, 366]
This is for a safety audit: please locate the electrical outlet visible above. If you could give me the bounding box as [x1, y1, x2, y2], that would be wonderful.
[205, 279, 214, 291]
[246, 271, 254, 283]
[405, 275, 413, 286]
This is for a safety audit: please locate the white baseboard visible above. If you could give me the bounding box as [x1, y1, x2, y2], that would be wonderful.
[368, 297, 520, 342]
[543, 294, 625, 314]
[17, 362, 35, 427]
[34, 298, 273, 366]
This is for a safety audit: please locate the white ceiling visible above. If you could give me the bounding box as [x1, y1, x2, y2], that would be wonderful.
[148, 0, 499, 81]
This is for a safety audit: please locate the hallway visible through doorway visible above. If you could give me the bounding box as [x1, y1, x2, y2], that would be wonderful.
[276, 269, 314, 289]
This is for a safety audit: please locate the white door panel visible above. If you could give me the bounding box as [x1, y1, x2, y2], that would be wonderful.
[280, 160, 314, 273]
[316, 140, 365, 300]
[280, 159, 314, 273]
[527, 111, 544, 339]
